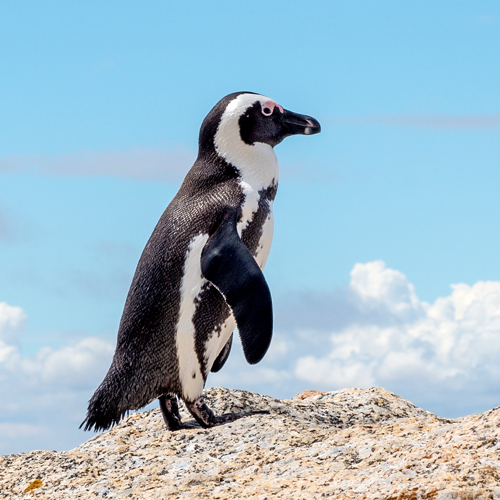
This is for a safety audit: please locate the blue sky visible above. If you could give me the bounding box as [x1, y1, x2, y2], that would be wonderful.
[1, 1, 500, 454]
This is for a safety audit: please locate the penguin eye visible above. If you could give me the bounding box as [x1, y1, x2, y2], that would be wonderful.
[262, 106, 273, 117]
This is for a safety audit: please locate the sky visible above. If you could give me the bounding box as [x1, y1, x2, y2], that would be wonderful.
[1, 1, 500, 454]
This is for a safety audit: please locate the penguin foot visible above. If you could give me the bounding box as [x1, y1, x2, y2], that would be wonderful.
[159, 394, 268, 431]
[159, 394, 186, 431]
[185, 396, 269, 429]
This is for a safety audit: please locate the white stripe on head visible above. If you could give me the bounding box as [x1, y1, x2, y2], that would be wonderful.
[214, 93, 279, 191]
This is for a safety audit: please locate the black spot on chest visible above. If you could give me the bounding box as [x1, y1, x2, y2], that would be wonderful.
[241, 183, 278, 256]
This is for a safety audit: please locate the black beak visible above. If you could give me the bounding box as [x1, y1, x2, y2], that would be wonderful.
[282, 109, 321, 136]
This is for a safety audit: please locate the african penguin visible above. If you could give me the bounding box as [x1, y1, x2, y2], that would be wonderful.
[81, 92, 320, 432]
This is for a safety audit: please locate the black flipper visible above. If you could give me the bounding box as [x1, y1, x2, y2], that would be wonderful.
[201, 209, 273, 365]
[211, 333, 233, 373]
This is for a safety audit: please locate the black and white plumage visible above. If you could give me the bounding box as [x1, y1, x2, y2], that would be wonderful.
[81, 92, 320, 432]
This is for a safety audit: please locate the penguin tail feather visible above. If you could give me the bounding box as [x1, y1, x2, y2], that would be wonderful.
[79, 407, 125, 433]
[80, 379, 127, 432]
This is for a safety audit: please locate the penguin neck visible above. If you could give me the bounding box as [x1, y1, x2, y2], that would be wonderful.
[213, 116, 279, 192]
[235, 145, 279, 193]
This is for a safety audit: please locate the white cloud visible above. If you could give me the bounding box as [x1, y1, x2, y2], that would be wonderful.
[19, 337, 115, 389]
[349, 261, 424, 320]
[291, 261, 500, 415]
[296, 354, 376, 388]
[0, 302, 114, 454]
[0, 334, 114, 396]
[0, 146, 195, 183]
[0, 302, 27, 344]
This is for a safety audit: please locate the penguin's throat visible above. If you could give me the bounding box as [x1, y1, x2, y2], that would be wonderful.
[215, 139, 279, 190]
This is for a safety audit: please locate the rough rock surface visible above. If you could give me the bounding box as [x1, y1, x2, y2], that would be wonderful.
[1, 387, 500, 499]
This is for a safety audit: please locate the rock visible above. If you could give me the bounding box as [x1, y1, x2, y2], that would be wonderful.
[1, 387, 499, 499]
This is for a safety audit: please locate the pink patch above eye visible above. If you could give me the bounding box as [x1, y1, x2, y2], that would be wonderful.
[261, 100, 284, 116]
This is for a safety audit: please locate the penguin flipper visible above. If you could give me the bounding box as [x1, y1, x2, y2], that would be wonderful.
[201, 209, 273, 365]
[211, 333, 233, 372]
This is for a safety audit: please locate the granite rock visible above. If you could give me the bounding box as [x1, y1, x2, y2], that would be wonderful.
[1, 387, 499, 499]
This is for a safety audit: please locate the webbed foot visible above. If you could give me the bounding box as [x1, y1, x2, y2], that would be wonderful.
[184, 396, 269, 428]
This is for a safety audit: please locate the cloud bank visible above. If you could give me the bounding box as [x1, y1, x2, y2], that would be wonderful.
[296, 262, 500, 395]
[0, 146, 195, 183]
[0, 302, 114, 454]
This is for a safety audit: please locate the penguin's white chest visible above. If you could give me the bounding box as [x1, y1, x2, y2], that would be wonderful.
[175, 234, 209, 401]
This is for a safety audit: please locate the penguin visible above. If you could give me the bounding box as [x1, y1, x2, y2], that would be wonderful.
[81, 92, 320, 432]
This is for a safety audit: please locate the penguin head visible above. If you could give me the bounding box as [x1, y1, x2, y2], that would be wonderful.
[198, 92, 321, 163]
[232, 93, 321, 148]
